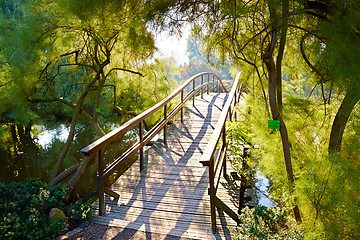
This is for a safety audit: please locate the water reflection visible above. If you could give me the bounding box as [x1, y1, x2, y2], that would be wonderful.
[0, 124, 52, 183]
[243, 172, 275, 208]
[0, 124, 139, 197]
[255, 173, 275, 207]
[32, 125, 69, 149]
[1, 123, 273, 208]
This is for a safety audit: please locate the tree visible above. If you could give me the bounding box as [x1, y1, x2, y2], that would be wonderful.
[180, 37, 232, 80]
[147, 0, 360, 233]
[0, 0, 178, 195]
[304, 1, 360, 153]
[151, 0, 302, 220]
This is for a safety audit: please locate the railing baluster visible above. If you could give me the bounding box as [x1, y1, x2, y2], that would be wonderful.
[233, 91, 237, 121]
[193, 78, 195, 107]
[164, 104, 167, 144]
[212, 75, 215, 92]
[98, 148, 105, 216]
[181, 90, 184, 122]
[80, 72, 233, 221]
[209, 155, 216, 231]
[139, 120, 144, 171]
[222, 124, 227, 178]
[199, 72, 242, 231]
[201, 75, 204, 99]
[207, 74, 209, 94]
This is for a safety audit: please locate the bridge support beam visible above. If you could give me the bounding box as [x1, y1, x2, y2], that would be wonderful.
[104, 187, 120, 201]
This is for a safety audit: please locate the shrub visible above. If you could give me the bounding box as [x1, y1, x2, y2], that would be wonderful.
[0, 179, 92, 240]
[233, 206, 304, 240]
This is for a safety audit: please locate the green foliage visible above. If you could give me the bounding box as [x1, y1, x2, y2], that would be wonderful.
[238, 88, 360, 238]
[227, 121, 252, 144]
[151, 0, 360, 239]
[233, 206, 304, 240]
[295, 153, 360, 239]
[0, 0, 177, 129]
[226, 121, 253, 176]
[0, 0, 180, 189]
[0, 179, 92, 240]
[178, 37, 232, 80]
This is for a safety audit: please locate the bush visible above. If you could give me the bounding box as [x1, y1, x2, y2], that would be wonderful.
[0, 179, 92, 240]
[233, 206, 304, 240]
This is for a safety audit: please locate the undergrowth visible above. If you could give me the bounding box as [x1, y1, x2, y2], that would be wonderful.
[0, 178, 92, 240]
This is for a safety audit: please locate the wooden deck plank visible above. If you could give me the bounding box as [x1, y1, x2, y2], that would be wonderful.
[92, 93, 239, 239]
[91, 214, 234, 240]
[93, 193, 238, 215]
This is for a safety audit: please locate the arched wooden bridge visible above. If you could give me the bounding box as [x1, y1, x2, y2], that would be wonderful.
[80, 72, 243, 239]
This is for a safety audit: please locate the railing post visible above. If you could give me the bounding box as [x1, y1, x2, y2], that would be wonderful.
[207, 74, 209, 94]
[222, 124, 227, 178]
[181, 90, 184, 123]
[212, 75, 215, 92]
[193, 78, 195, 107]
[201, 75, 204, 99]
[139, 120, 144, 171]
[98, 148, 105, 216]
[164, 104, 167, 144]
[209, 155, 216, 232]
[234, 91, 237, 121]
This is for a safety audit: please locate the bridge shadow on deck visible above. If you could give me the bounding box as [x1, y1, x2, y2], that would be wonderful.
[97, 94, 234, 239]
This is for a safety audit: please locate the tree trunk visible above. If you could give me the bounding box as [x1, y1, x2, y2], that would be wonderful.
[50, 71, 102, 181]
[66, 155, 94, 197]
[262, 31, 301, 222]
[275, 0, 289, 113]
[51, 104, 81, 180]
[66, 125, 106, 196]
[263, 48, 295, 183]
[329, 87, 360, 152]
[49, 163, 80, 187]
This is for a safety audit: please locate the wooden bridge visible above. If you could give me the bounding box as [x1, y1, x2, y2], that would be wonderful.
[80, 72, 243, 239]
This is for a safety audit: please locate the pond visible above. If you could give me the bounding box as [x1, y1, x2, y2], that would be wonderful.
[245, 172, 275, 208]
[0, 123, 274, 209]
[0, 123, 138, 197]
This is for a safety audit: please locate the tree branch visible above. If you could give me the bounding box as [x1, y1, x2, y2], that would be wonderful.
[104, 67, 144, 79]
[49, 163, 80, 187]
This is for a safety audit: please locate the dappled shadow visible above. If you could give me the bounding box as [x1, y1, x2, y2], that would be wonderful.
[94, 93, 233, 239]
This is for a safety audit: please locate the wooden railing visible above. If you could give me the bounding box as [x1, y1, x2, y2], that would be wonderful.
[199, 72, 242, 231]
[80, 72, 227, 216]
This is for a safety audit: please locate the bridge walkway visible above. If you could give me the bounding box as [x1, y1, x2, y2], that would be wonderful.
[91, 93, 240, 239]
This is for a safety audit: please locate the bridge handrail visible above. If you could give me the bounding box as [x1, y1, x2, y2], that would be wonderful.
[80, 72, 226, 157]
[199, 71, 243, 230]
[79, 72, 228, 216]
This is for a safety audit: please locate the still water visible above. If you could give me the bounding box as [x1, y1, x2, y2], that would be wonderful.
[247, 172, 275, 208]
[0, 124, 274, 207]
[0, 124, 137, 197]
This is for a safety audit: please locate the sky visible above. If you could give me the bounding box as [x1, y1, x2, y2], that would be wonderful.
[34, 27, 192, 148]
[154, 26, 190, 66]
